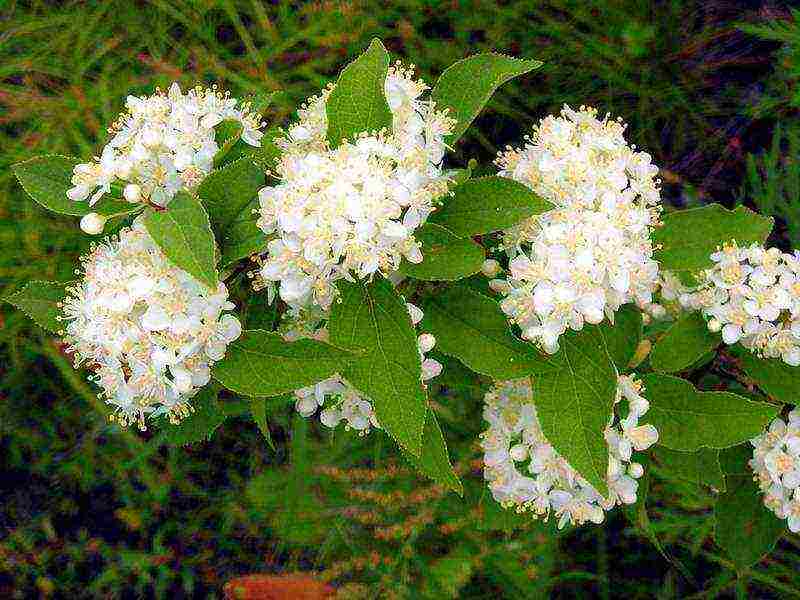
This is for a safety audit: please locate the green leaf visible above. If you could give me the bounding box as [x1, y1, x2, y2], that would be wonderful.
[228, 125, 283, 172]
[143, 192, 219, 291]
[219, 197, 267, 268]
[642, 373, 779, 451]
[732, 345, 800, 405]
[653, 446, 726, 491]
[326, 38, 392, 147]
[157, 386, 244, 446]
[4, 280, 67, 334]
[650, 312, 720, 373]
[421, 285, 557, 380]
[197, 157, 264, 235]
[250, 397, 276, 451]
[402, 409, 462, 495]
[398, 222, 484, 281]
[212, 119, 243, 167]
[329, 278, 427, 457]
[432, 53, 543, 145]
[532, 326, 619, 497]
[429, 176, 552, 237]
[654, 205, 773, 277]
[13, 155, 132, 216]
[212, 329, 357, 398]
[597, 305, 642, 370]
[714, 444, 784, 570]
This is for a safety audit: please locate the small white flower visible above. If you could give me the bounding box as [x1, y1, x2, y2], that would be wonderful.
[253, 63, 455, 310]
[492, 105, 661, 353]
[61, 219, 242, 429]
[751, 414, 800, 530]
[68, 83, 265, 211]
[480, 374, 657, 528]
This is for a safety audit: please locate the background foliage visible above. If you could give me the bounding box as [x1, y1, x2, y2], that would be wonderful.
[2, 1, 800, 597]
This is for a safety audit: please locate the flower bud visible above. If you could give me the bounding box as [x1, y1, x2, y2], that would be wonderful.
[79, 212, 107, 235]
[417, 333, 436, 353]
[481, 258, 501, 277]
[123, 184, 142, 203]
[708, 318, 722, 333]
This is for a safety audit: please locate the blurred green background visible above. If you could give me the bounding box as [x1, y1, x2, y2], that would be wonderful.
[3, 1, 800, 598]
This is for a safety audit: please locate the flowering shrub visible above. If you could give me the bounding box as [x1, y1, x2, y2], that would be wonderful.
[5, 38, 799, 570]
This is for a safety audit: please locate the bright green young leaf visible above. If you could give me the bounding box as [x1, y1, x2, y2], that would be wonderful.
[329, 278, 427, 457]
[143, 192, 219, 291]
[654, 205, 773, 277]
[732, 345, 800, 405]
[432, 53, 543, 145]
[597, 305, 642, 370]
[421, 285, 557, 380]
[4, 280, 67, 334]
[219, 197, 267, 269]
[532, 326, 619, 497]
[714, 444, 784, 570]
[212, 330, 357, 398]
[212, 119, 243, 167]
[326, 38, 392, 147]
[429, 176, 552, 237]
[13, 155, 132, 217]
[402, 409, 462, 495]
[650, 312, 720, 373]
[653, 446, 726, 491]
[642, 373, 779, 451]
[250, 397, 276, 451]
[398, 222, 484, 281]
[197, 157, 264, 235]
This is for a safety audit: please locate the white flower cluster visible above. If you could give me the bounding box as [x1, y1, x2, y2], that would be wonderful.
[480, 375, 658, 529]
[254, 63, 455, 310]
[68, 82, 264, 209]
[750, 410, 800, 532]
[492, 105, 662, 353]
[286, 302, 442, 434]
[60, 219, 242, 429]
[679, 242, 800, 365]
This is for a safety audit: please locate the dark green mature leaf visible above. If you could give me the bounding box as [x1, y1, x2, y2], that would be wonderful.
[398, 222, 484, 281]
[4, 280, 67, 334]
[250, 397, 276, 451]
[143, 192, 219, 291]
[212, 330, 356, 398]
[654, 205, 773, 277]
[653, 446, 726, 490]
[642, 374, 779, 451]
[533, 326, 619, 497]
[650, 312, 720, 373]
[429, 176, 552, 237]
[597, 305, 642, 370]
[432, 53, 543, 145]
[197, 157, 264, 235]
[329, 278, 427, 456]
[421, 285, 557, 380]
[715, 444, 784, 570]
[732, 345, 800, 405]
[402, 410, 462, 495]
[219, 197, 267, 268]
[326, 38, 392, 146]
[212, 119, 243, 167]
[13, 155, 132, 216]
[157, 387, 247, 446]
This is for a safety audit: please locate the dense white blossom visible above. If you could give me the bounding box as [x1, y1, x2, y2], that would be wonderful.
[286, 302, 442, 433]
[751, 410, 800, 532]
[68, 83, 264, 209]
[60, 219, 242, 429]
[480, 375, 658, 529]
[680, 242, 800, 366]
[254, 63, 455, 310]
[492, 105, 662, 353]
